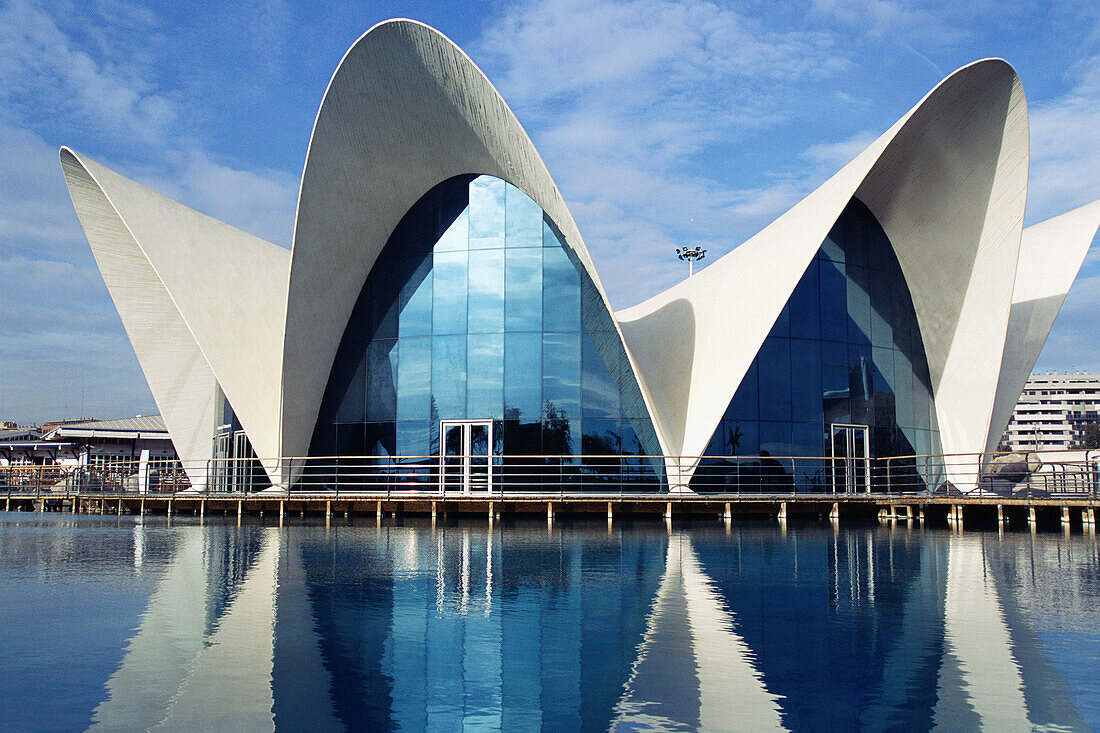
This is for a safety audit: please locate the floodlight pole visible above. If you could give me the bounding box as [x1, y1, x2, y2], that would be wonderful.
[676, 218, 706, 278]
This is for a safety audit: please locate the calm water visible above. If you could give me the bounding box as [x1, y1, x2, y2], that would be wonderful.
[0, 514, 1098, 732]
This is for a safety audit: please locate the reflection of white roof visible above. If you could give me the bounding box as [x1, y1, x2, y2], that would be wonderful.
[60, 19, 1100, 490]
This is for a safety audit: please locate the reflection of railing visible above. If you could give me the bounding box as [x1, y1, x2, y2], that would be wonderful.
[0, 451, 1096, 498]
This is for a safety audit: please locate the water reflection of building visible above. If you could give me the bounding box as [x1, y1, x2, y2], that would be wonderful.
[76, 523, 1098, 731]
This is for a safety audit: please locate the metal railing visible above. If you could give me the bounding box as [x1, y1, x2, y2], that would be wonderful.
[1, 450, 1096, 501]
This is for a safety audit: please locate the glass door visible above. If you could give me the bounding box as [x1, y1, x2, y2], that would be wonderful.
[439, 420, 493, 494]
[831, 424, 870, 494]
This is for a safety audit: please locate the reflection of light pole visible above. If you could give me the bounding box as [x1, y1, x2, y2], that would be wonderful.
[676, 218, 706, 278]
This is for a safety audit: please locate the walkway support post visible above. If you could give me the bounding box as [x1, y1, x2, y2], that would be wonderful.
[664, 502, 672, 520]
[997, 505, 1006, 524]
[547, 501, 554, 522]
[1062, 506, 1071, 526]
[1028, 506, 1037, 526]
[237, 499, 242, 523]
[723, 502, 731, 520]
[376, 500, 383, 519]
[778, 502, 787, 521]
[829, 502, 839, 520]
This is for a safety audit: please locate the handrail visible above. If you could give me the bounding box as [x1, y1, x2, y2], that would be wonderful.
[1, 450, 1097, 499]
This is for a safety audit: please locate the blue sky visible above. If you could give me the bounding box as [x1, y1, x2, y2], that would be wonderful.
[2, 0, 1100, 424]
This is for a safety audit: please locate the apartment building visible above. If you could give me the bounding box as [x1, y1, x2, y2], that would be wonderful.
[1001, 373, 1100, 451]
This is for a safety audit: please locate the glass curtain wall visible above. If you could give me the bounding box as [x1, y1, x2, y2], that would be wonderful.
[210, 383, 267, 492]
[692, 198, 942, 492]
[309, 175, 663, 490]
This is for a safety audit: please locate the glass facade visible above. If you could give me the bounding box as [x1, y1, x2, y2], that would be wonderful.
[693, 198, 942, 491]
[210, 384, 267, 492]
[309, 175, 663, 489]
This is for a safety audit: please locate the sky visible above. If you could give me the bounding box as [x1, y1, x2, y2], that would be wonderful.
[2, 0, 1100, 424]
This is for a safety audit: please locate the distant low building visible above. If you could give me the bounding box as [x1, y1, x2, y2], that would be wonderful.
[1, 415, 181, 491]
[1000, 374, 1100, 451]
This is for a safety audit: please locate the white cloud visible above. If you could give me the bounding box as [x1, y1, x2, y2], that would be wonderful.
[1027, 55, 1100, 224]
[0, 0, 179, 147]
[476, 0, 855, 307]
[140, 150, 298, 248]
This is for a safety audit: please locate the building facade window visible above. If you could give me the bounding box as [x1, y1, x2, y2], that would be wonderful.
[310, 175, 663, 489]
[693, 198, 942, 491]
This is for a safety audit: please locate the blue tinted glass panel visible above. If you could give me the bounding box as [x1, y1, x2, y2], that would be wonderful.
[581, 332, 620, 419]
[820, 231, 844, 263]
[370, 255, 400, 340]
[434, 208, 468, 252]
[893, 350, 914, 428]
[789, 260, 820, 340]
[869, 271, 892, 345]
[722, 420, 759, 457]
[819, 260, 847, 342]
[399, 257, 432, 338]
[468, 333, 504, 419]
[726, 361, 759, 422]
[543, 245, 580, 332]
[334, 352, 365, 424]
[542, 418, 575, 456]
[582, 420, 621, 456]
[396, 421, 430, 458]
[469, 177, 505, 250]
[432, 250, 467, 335]
[872, 346, 894, 395]
[396, 337, 431, 421]
[505, 182, 543, 248]
[365, 422, 396, 458]
[504, 332, 541, 422]
[846, 265, 872, 346]
[467, 249, 504, 333]
[790, 338, 822, 423]
[543, 332, 581, 420]
[365, 339, 397, 422]
[432, 335, 467, 419]
[757, 337, 791, 421]
[792, 422, 823, 457]
[505, 248, 542, 331]
[759, 421, 793, 457]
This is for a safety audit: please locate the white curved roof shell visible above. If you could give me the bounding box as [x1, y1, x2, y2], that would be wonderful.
[60, 20, 1097, 491]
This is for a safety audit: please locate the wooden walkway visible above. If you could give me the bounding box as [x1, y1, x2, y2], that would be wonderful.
[3, 491, 1098, 528]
